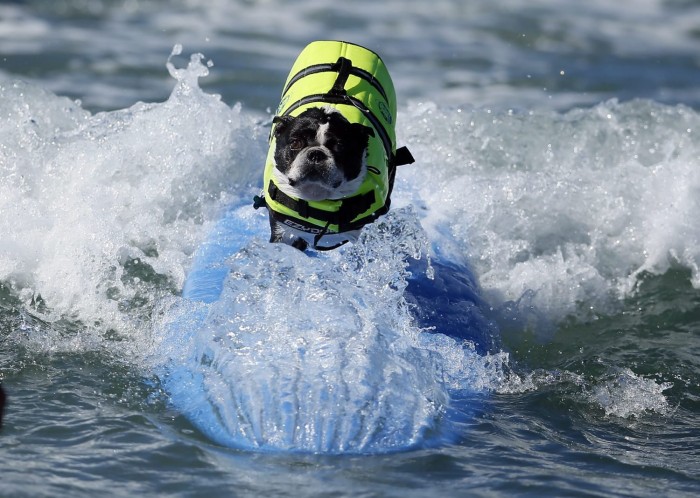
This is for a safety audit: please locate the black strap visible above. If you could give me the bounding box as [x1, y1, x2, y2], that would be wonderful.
[329, 57, 352, 95]
[394, 146, 415, 166]
[283, 62, 389, 103]
[313, 220, 350, 251]
[267, 181, 377, 230]
[252, 194, 266, 209]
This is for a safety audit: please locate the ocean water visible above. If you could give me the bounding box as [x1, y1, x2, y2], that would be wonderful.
[1, 0, 700, 496]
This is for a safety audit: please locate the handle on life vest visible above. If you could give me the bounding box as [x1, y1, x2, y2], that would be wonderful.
[394, 146, 415, 167]
[329, 57, 353, 96]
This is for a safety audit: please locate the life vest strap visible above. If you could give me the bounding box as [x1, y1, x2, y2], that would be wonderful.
[394, 146, 415, 167]
[266, 180, 381, 232]
[282, 63, 390, 103]
[329, 57, 352, 95]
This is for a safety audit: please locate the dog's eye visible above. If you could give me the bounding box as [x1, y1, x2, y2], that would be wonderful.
[290, 139, 304, 150]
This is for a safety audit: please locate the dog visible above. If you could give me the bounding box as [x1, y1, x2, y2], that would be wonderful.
[255, 40, 413, 251]
[267, 106, 375, 249]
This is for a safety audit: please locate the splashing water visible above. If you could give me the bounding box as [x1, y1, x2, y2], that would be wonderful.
[1, 47, 263, 337]
[3, 46, 691, 453]
[397, 100, 700, 327]
[2, 49, 509, 453]
[1, 1, 699, 493]
[591, 368, 672, 419]
[148, 208, 509, 453]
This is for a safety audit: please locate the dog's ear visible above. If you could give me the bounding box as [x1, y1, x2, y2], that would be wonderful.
[353, 123, 375, 139]
[272, 115, 294, 136]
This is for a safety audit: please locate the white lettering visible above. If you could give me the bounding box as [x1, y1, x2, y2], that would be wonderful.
[283, 219, 324, 234]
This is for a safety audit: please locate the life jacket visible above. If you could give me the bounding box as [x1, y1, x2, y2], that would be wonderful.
[254, 40, 414, 250]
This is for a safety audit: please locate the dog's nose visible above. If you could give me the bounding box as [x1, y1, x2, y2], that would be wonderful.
[307, 149, 327, 163]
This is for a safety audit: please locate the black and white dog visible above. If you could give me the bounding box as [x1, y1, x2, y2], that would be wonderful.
[265, 106, 376, 250]
[256, 41, 412, 250]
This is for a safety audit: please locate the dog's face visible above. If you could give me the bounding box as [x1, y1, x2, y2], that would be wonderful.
[272, 107, 374, 201]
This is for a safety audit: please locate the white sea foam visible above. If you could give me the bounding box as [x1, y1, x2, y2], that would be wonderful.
[396, 99, 700, 325]
[1, 51, 264, 332]
[590, 368, 672, 418]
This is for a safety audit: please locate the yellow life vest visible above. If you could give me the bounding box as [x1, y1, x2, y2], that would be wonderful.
[255, 40, 413, 250]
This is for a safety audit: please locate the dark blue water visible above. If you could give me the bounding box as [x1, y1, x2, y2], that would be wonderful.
[2, 1, 700, 496]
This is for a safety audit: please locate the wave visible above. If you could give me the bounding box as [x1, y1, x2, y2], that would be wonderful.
[148, 207, 511, 453]
[1, 47, 692, 451]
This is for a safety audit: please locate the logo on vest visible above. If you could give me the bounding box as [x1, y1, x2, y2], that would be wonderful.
[283, 219, 324, 234]
[379, 101, 392, 124]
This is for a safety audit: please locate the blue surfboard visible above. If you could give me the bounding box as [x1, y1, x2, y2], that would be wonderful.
[158, 204, 494, 454]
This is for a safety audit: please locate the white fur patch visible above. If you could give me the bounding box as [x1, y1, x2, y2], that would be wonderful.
[316, 122, 329, 145]
[321, 105, 341, 116]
